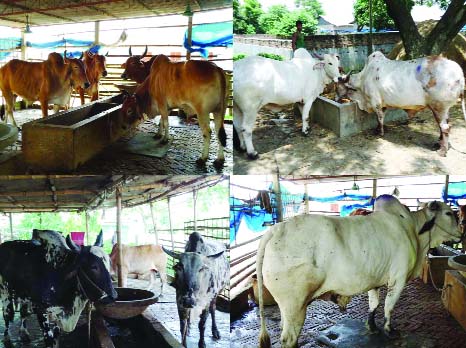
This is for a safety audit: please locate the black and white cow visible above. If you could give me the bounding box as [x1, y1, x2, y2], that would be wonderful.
[0, 234, 117, 348]
[163, 232, 229, 348]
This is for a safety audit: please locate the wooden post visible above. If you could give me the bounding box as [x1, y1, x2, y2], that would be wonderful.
[186, 15, 193, 60]
[372, 178, 377, 198]
[150, 201, 159, 245]
[9, 213, 13, 240]
[94, 21, 100, 45]
[444, 175, 450, 203]
[85, 211, 89, 245]
[116, 186, 124, 287]
[272, 173, 283, 223]
[193, 189, 198, 231]
[20, 31, 26, 60]
[304, 183, 309, 214]
[167, 197, 175, 251]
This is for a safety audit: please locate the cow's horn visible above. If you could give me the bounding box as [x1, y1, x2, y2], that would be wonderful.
[345, 70, 354, 83]
[427, 201, 441, 211]
[79, 51, 84, 60]
[208, 250, 225, 259]
[162, 245, 180, 259]
[141, 45, 148, 58]
[105, 51, 109, 57]
[66, 234, 81, 251]
[312, 52, 324, 60]
[64, 50, 68, 59]
[129, 46, 133, 57]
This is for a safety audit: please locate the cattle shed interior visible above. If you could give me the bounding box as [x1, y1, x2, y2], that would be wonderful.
[0, 174, 230, 348]
[230, 175, 466, 348]
[0, 1, 233, 175]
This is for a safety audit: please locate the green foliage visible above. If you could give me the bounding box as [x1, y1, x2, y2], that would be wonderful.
[259, 5, 289, 34]
[295, 0, 324, 15]
[233, 53, 247, 61]
[354, 0, 414, 31]
[257, 52, 284, 60]
[233, 0, 252, 34]
[234, 0, 264, 34]
[274, 9, 319, 37]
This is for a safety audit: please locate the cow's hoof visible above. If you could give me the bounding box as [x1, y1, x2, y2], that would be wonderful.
[365, 321, 379, 333]
[235, 146, 246, 153]
[247, 152, 259, 160]
[212, 328, 221, 340]
[196, 158, 207, 167]
[213, 159, 225, 170]
[383, 328, 400, 339]
[301, 130, 309, 137]
[198, 339, 206, 348]
[160, 137, 169, 145]
[437, 148, 447, 157]
[154, 133, 162, 139]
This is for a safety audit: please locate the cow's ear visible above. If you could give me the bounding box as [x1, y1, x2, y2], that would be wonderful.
[419, 217, 436, 235]
[207, 250, 225, 259]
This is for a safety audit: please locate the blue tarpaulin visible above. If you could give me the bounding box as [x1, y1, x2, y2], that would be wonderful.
[26, 38, 94, 49]
[444, 182, 466, 206]
[184, 21, 232, 58]
[0, 37, 21, 60]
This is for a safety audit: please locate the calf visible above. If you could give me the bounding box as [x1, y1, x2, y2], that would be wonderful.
[163, 232, 229, 348]
[233, 48, 341, 159]
[337, 51, 466, 156]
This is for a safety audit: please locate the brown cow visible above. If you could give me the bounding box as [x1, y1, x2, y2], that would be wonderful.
[0, 51, 89, 126]
[457, 205, 466, 252]
[110, 244, 167, 294]
[77, 50, 108, 104]
[349, 208, 373, 216]
[121, 46, 157, 83]
[117, 54, 228, 168]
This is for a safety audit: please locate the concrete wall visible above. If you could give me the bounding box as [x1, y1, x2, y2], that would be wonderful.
[234, 32, 401, 71]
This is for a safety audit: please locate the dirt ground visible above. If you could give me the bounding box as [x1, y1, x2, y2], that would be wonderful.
[234, 104, 466, 175]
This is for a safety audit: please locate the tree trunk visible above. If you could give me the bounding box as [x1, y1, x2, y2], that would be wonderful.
[385, 0, 466, 59]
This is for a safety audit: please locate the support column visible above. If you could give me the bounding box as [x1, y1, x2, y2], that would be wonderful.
[94, 21, 100, 45]
[372, 178, 377, 209]
[444, 175, 450, 203]
[85, 211, 89, 245]
[304, 183, 309, 214]
[193, 189, 198, 231]
[21, 31, 26, 60]
[9, 213, 13, 240]
[150, 201, 159, 245]
[272, 174, 283, 223]
[116, 186, 124, 287]
[168, 197, 175, 251]
[186, 15, 193, 60]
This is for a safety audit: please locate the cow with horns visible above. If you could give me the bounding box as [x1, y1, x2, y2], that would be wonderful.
[121, 45, 157, 83]
[0, 51, 89, 127]
[162, 232, 229, 348]
[256, 195, 463, 348]
[0, 229, 116, 348]
[77, 50, 108, 104]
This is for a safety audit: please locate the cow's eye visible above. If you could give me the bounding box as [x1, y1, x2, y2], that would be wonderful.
[446, 212, 453, 216]
[328, 62, 333, 65]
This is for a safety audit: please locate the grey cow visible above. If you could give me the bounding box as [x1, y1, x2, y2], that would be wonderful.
[163, 232, 229, 348]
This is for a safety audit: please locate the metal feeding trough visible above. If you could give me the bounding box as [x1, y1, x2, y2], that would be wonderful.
[22, 93, 128, 172]
[96, 287, 159, 320]
[448, 254, 466, 278]
[0, 123, 18, 150]
[309, 96, 408, 137]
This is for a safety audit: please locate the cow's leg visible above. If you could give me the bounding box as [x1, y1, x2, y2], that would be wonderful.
[121, 267, 128, 287]
[374, 106, 385, 136]
[178, 308, 190, 347]
[383, 280, 405, 338]
[19, 301, 31, 341]
[430, 106, 450, 157]
[366, 288, 380, 333]
[78, 88, 85, 105]
[198, 308, 209, 348]
[241, 108, 259, 160]
[279, 300, 306, 348]
[52, 104, 60, 114]
[196, 113, 212, 166]
[40, 98, 49, 118]
[147, 270, 156, 290]
[37, 312, 60, 348]
[301, 99, 315, 135]
[213, 113, 226, 168]
[159, 271, 167, 296]
[2, 90, 17, 127]
[2, 298, 14, 343]
[209, 297, 220, 340]
[233, 103, 246, 152]
[160, 112, 170, 144]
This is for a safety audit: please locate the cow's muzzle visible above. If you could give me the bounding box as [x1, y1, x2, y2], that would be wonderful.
[84, 82, 90, 89]
[102, 70, 108, 77]
[121, 72, 127, 79]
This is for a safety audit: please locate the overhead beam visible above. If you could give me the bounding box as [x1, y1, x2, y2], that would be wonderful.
[0, 0, 77, 22]
[0, 189, 95, 197]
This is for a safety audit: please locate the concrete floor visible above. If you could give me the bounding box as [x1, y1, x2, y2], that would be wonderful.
[0, 107, 233, 175]
[230, 278, 466, 348]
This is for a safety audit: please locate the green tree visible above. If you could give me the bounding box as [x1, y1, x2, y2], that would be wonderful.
[354, 0, 414, 31]
[294, 0, 324, 16]
[242, 0, 264, 33]
[233, 0, 251, 34]
[259, 5, 289, 34]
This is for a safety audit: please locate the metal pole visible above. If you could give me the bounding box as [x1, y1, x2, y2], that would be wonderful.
[193, 189, 198, 231]
[94, 21, 100, 45]
[150, 201, 159, 245]
[186, 15, 193, 60]
[372, 177, 377, 209]
[85, 211, 89, 245]
[444, 175, 450, 203]
[272, 174, 283, 223]
[168, 197, 175, 251]
[116, 186, 124, 287]
[20, 31, 26, 60]
[9, 213, 13, 240]
[304, 183, 309, 214]
[368, 0, 373, 55]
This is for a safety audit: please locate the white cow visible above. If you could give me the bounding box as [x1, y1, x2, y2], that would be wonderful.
[256, 195, 461, 348]
[233, 48, 342, 159]
[337, 51, 466, 157]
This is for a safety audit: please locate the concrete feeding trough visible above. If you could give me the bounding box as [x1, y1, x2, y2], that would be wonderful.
[309, 96, 408, 137]
[96, 287, 159, 320]
[22, 94, 127, 172]
[0, 123, 18, 150]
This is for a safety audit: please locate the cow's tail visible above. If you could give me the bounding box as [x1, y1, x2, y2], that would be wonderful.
[461, 91, 466, 122]
[217, 68, 228, 148]
[257, 229, 274, 348]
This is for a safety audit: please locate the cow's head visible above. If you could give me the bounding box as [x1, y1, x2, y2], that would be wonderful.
[74, 246, 117, 303]
[419, 201, 463, 245]
[84, 51, 108, 78]
[313, 53, 341, 83]
[162, 247, 225, 309]
[64, 50, 90, 89]
[121, 90, 145, 125]
[32, 229, 70, 266]
[336, 71, 366, 108]
[121, 45, 148, 82]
